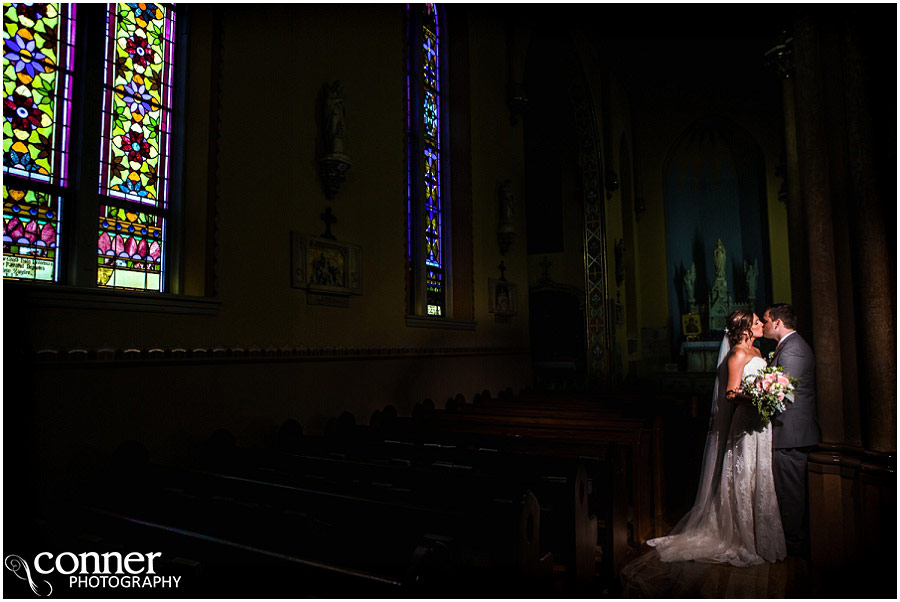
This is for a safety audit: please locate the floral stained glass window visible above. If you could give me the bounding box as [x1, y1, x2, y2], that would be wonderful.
[97, 3, 176, 291]
[2, 3, 76, 282]
[408, 3, 445, 317]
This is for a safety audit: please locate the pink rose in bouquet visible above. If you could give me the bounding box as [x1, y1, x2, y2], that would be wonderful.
[741, 365, 799, 423]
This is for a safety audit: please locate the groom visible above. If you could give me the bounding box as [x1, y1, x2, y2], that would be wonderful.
[761, 303, 821, 558]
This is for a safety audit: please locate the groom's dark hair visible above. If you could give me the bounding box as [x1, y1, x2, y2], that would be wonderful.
[766, 303, 797, 329]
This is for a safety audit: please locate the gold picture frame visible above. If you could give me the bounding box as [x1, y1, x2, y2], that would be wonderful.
[681, 312, 702, 339]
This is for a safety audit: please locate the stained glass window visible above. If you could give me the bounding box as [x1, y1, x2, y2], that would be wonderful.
[98, 2, 176, 291]
[3, 2, 76, 282]
[3, 185, 63, 281]
[97, 203, 164, 290]
[408, 3, 446, 317]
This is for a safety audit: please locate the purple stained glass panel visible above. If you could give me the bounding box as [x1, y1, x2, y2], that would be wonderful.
[2, 3, 75, 283]
[97, 3, 175, 292]
[3, 3, 77, 187]
[99, 3, 177, 207]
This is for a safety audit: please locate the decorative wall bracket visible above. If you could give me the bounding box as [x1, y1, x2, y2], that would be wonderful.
[318, 155, 352, 200]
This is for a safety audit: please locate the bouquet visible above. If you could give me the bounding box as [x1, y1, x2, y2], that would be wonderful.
[741, 366, 798, 423]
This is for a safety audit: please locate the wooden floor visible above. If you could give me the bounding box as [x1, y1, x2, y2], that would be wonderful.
[618, 550, 811, 598]
[695, 556, 810, 598]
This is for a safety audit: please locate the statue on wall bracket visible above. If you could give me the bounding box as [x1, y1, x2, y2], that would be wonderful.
[318, 80, 352, 200]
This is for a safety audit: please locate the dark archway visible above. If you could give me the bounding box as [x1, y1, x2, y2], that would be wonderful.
[663, 116, 772, 353]
[524, 30, 611, 388]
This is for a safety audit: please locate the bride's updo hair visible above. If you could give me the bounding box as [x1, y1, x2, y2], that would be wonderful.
[726, 309, 755, 347]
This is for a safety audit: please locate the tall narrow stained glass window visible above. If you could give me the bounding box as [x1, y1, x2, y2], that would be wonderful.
[3, 3, 76, 282]
[407, 3, 446, 317]
[98, 3, 176, 291]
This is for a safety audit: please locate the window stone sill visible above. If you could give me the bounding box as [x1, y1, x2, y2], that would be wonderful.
[405, 315, 476, 331]
[4, 282, 221, 316]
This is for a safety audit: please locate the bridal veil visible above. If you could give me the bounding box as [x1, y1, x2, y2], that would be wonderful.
[619, 334, 738, 595]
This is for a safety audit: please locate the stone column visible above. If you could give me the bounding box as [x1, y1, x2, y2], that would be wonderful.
[792, 14, 844, 444]
[798, 13, 896, 597]
[767, 35, 813, 338]
[841, 22, 897, 454]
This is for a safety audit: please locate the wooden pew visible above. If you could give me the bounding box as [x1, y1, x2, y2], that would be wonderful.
[376, 408, 642, 580]
[334, 414, 620, 589]
[205, 415, 602, 594]
[202, 433, 584, 586]
[450, 395, 666, 544]
[67, 450, 544, 597]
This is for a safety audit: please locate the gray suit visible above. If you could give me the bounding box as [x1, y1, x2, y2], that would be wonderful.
[770, 332, 820, 556]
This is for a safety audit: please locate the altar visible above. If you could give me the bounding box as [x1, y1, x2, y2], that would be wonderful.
[681, 340, 722, 372]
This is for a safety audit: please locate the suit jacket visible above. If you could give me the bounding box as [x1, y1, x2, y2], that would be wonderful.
[770, 332, 821, 449]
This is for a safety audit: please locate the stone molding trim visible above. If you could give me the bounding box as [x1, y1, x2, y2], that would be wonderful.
[808, 442, 895, 477]
[21, 345, 529, 368]
[5, 283, 221, 315]
[405, 316, 476, 330]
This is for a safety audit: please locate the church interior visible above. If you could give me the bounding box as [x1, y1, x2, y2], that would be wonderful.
[3, 3, 896, 598]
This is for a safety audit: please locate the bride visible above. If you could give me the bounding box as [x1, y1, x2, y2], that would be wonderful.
[622, 310, 785, 591]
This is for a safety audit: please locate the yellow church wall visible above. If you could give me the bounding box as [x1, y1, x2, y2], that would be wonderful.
[18, 5, 531, 355]
[468, 7, 531, 349]
[10, 5, 534, 479]
[764, 163, 792, 304]
[179, 8, 215, 297]
[208, 4, 531, 352]
[606, 77, 640, 373]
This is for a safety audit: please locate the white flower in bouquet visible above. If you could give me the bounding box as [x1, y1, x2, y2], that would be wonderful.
[741, 365, 798, 423]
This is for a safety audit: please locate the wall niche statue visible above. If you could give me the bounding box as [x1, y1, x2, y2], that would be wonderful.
[683, 262, 697, 311]
[743, 258, 759, 303]
[318, 80, 352, 199]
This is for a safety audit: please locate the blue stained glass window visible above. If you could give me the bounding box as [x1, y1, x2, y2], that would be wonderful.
[408, 3, 445, 317]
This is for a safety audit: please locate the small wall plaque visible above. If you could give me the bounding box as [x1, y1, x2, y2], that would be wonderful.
[292, 232, 362, 302]
[488, 278, 517, 318]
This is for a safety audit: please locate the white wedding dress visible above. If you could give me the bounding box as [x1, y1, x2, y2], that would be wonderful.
[621, 352, 786, 595]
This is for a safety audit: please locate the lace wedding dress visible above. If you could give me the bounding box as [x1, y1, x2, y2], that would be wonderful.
[621, 351, 786, 595]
